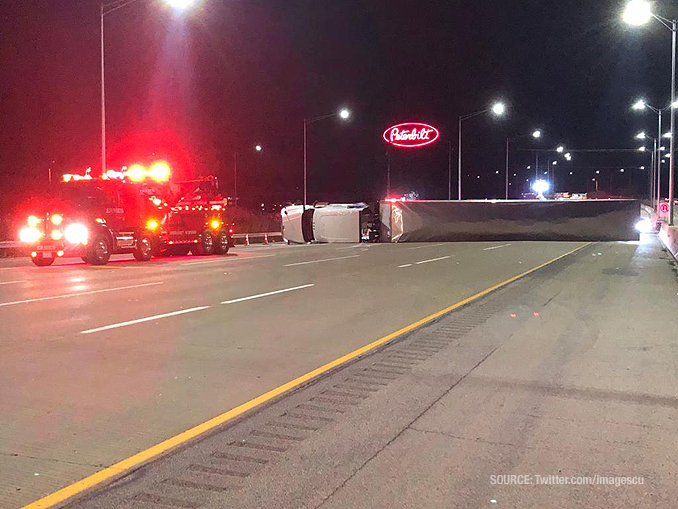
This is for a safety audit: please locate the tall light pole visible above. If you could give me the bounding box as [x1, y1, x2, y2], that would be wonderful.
[506, 129, 541, 200]
[303, 108, 351, 208]
[631, 99, 678, 209]
[637, 131, 659, 206]
[100, 0, 195, 175]
[234, 144, 263, 208]
[624, 0, 676, 224]
[458, 101, 505, 200]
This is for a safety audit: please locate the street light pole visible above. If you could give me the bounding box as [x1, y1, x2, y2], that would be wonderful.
[624, 1, 677, 223]
[233, 152, 238, 207]
[303, 108, 350, 209]
[670, 20, 676, 225]
[506, 130, 541, 200]
[505, 138, 509, 199]
[303, 119, 307, 208]
[100, 0, 194, 175]
[448, 140, 452, 200]
[457, 102, 506, 200]
[101, 4, 106, 175]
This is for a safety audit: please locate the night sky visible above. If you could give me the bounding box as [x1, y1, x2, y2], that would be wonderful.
[0, 0, 674, 211]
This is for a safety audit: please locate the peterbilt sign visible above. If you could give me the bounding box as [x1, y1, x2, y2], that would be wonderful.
[382, 122, 440, 148]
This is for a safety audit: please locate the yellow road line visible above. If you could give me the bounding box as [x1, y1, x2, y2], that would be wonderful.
[23, 242, 591, 509]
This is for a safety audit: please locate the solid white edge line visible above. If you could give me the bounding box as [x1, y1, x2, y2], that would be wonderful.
[81, 306, 210, 334]
[283, 255, 360, 267]
[415, 255, 451, 265]
[221, 284, 315, 304]
[0, 280, 26, 285]
[399, 264, 413, 268]
[483, 243, 512, 251]
[0, 282, 164, 308]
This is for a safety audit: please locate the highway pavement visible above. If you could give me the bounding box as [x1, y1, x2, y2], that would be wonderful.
[0, 238, 671, 507]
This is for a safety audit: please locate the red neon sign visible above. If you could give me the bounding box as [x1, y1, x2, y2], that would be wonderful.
[383, 122, 440, 148]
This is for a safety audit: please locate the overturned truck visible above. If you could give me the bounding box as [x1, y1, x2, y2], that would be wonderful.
[281, 199, 641, 244]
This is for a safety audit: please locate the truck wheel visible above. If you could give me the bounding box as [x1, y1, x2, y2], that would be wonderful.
[32, 256, 55, 267]
[86, 234, 111, 265]
[191, 229, 215, 256]
[133, 234, 153, 261]
[214, 230, 230, 255]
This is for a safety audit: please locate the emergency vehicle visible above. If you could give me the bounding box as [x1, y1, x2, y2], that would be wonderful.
[18, 162, 233, 266]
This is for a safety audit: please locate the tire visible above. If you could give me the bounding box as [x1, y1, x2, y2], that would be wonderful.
[190, 229, 215, 256]
[133, 234, 153, 261]
[32, 256, 55, 267]
[214, 229, 230, 255]
[85, 233, 111, 265]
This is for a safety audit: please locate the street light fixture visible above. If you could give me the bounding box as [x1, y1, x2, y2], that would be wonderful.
[556, 145, 565, 153]
[255, 144, 263, 152]
[99, 0, 195, 176]
[457, 100, 507, 200]
[303, 107, 351, 207]
[633, 99, 647, 110]
[623, 0, 653, 25]
[624, 1, 677, 224]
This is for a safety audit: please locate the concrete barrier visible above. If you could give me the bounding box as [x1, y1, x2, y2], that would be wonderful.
[381, 199, 640, 242]
[659, 223, 678, 260]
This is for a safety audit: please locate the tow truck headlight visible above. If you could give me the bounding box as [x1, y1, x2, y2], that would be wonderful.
[64, 223, 88, 245]
[51, 230, 63, 241]
[27, 215, 40, 227]
[20, 227, 42, 243]
[146, 219, 159, 230]
[210, 219, 221, 229]
[51, 214, 63, 225]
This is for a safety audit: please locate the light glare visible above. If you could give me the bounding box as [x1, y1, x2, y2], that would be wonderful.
[632, 99, 647, 110]
[532, 179, 550, 195]
[20, 227, 42, 243]
[532, 130, 542, 138]
[635, 218, 653, 233]
[623, 0, 652, 26]
[165, 0, 195, 9]
[491, 102, 506, 116]
[148, 161, 171, 182]
[64, 223, 88, 245]
[339, 108, 351, 119]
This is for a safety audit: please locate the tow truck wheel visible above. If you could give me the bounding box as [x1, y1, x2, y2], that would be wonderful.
[32, 256, 55, 267]
[133, 234, 153, 261]
[86, 234, 111, 265]
[214, 229, 230, 255]
[191, 229, 215, 256]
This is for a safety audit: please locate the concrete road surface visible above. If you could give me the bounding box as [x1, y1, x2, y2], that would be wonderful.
[1, 238, 674, 508]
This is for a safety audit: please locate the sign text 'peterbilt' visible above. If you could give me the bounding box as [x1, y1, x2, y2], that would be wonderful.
[382, 122, 440, 148]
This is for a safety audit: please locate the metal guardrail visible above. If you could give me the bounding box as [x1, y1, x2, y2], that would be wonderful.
[0, 233, 284, 250]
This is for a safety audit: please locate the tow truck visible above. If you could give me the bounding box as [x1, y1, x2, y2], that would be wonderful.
[18, 162, 233, 266]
